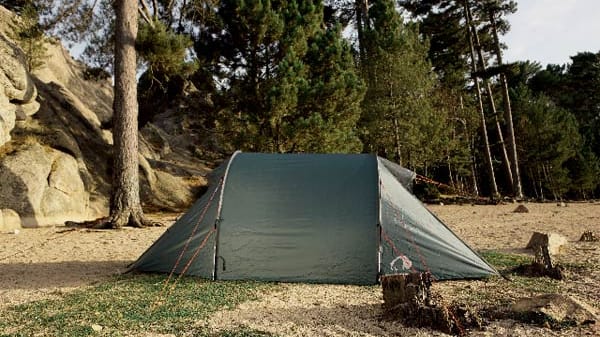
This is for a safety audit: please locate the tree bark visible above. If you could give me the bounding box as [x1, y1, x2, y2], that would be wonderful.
[463, 0, 499, 199]
[489, 8, 524, 200]
[107, 0, 149, 228]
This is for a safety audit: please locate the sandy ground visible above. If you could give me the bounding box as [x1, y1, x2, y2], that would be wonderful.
[1, 203, 599, 336]
[0, 214, 176, 308]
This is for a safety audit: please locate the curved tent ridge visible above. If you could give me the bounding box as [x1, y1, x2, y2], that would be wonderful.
[212, 150, 242, 280]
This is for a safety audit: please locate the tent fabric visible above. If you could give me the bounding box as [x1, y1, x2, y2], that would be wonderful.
[377, 158, 495, 279]
[131, 161, 229, 277]
[131, 152, 497, 284]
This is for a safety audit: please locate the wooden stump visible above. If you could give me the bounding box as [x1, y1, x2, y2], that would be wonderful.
[382, 272, 481, 336]
[526, 232, 567, 255]
[513, 204, 529, 213]
[515, 244, 564, 280]
[382, 273, 432, 310]
[579, 230, 598, 242]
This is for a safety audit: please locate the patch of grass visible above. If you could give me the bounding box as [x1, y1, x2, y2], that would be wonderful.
[509, 274, 561, 294]
[480, 250, 531, 270]
[481, 251, 562, 293]
[0, 274, 275, 337]
[444, 251, 563, 307]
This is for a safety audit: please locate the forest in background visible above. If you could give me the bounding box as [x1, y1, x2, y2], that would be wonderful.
[2, 0, 599, 201]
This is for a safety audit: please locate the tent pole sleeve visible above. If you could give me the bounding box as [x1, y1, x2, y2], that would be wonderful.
[212, 150, 242, 280]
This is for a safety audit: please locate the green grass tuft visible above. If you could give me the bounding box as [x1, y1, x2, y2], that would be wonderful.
[480, 250, 532, 270]
[0, 274, 275, 336]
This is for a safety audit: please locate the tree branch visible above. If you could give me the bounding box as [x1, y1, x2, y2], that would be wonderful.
[137, 2, 154, 27]
[138, 0, 155, 26]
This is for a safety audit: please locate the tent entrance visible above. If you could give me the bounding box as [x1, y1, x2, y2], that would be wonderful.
[214, 153, 380, 285]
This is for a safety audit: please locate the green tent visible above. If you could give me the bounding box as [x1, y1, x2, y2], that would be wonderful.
[131, 152, 497, 284]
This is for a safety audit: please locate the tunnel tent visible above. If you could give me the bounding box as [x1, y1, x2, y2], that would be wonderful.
[130, 151, 497, 285]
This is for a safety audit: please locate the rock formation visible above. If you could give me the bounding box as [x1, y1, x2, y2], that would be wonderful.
[0, 7, 38, 146]
[0, 5, 211, 226]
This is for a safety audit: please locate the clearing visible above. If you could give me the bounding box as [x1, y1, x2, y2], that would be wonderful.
[1, 202, 598, 336]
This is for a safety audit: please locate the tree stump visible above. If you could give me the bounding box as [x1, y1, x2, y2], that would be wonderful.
[579, 231, 598, 242]
[515, 244, 564, 280]
[381, 272, 481, 335]
[382, 273, 432, 310]
[513, 204, 529, 213]
[526, 232, 567, 255]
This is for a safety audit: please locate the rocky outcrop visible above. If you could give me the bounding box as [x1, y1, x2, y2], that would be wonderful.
[0, 7, 39, 146]
[0, 143, 92, 227]
[0, 5, 213, 225]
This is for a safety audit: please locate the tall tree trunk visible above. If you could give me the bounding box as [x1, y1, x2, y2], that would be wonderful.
[109, 0, 148, 228]
[528, 168, 538, 200]
[470, 149, 479, 196]
[447, 155, 455, 188]
[393, 117, 402, 166]
[466, 2, 513, 193]
[489, 8, 524, 200]
[356, 0, 365, 69]
[536, 165, 545, 201]
[463, 0, 499, 199]
[356, 0, 370, 72]
[460, 94, 478, 196]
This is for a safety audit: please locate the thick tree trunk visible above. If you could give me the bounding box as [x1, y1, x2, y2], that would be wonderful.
[108, 0, 149, 228]
[463, 0, 499, 199]
[466, 3, 513, 193]
[489, 9, 524, 200]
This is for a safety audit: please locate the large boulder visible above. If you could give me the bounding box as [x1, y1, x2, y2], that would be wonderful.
[0, 208, 21, 231]
[0, 143, 95, 226]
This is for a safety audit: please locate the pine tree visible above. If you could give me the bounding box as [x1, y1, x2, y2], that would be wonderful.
[201, 0, 364, 153]
[524, 53, 600, 198]
[12, 3, 48, 72]
[462, 0, 499, 198]
[294, 26, 365, 152]
[512, 89, 580, 200]
[107, 0, 150, 228]
[565, 52, 600, 157]
[360, 0, 445, 170]
[399, 0, 489, 195]
[481, 0, 523, 198]
[566, 147, 600, 199]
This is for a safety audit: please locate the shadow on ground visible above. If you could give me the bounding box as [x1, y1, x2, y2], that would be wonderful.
[0, 260, 131, 290]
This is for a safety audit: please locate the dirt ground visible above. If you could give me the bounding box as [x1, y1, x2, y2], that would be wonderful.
[1, 203, 599, 336]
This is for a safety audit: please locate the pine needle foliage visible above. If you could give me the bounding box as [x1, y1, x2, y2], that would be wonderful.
[201, 0, 364, 153]
[12, 3, 48, 72]
[137, 19, 198, 80]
